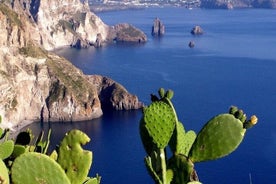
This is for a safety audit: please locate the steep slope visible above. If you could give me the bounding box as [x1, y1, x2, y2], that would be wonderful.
[0, 1, 143, 129]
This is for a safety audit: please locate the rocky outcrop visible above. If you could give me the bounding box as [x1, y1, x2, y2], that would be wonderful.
[188, 41, 195, 48]
[5, 0, 147, 50]
[151, 18, 165, 37]
[191, 26, 204, 35]
[8, 0, 110, 50]
[0, 1, 143, 129]
[110, 23, 147, 43]
[87, 75, 144, 110]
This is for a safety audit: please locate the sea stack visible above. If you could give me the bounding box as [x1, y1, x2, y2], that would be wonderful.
[191, 25, 204, 35]
[151, 18, 165, 36]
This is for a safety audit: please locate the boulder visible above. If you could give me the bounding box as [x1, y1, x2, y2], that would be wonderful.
[151, 18, 165, 36]
[188, 41, 195, 48]
[191, 25, 204, 35]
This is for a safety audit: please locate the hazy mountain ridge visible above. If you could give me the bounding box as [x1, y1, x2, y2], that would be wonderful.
[88, 0, 276, 10]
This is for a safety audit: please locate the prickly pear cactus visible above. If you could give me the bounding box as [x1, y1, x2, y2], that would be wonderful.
[83, 175, 101, 184]
[0, 140, 14, 160]
[188, 113, 246, 162]
[11, 152, 70, 184]
[57, 129, 92, 184]
[168, 154, 195, 184]
[12, 144, 27, 158]
[169, 121, 196, 156]
[0, 159, 9, 184]
[140, 100, 176, 149]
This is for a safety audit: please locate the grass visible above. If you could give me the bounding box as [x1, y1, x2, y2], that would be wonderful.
[0, 3, 22, 28]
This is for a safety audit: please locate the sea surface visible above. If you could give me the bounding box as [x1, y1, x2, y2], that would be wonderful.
[26, 8, 276, 183]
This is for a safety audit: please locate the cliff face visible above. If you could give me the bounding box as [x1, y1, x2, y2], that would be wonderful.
[87, 75, 143, 110]
[0, 1, 143, 129]
[9, 0, 109, 50]
[6, 0, 146, 50]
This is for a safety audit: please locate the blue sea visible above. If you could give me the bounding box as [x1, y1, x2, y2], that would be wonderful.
[27, 8, 276, 183]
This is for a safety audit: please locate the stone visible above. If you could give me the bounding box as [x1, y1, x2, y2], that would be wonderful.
[110, 23, 147, 43]
[87, 75, 144, 110]
[189, 41, 195, 48]
[191, 25, 204, 35]
[151, 18, 165, 36]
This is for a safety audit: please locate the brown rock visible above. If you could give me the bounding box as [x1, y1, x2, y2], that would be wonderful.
[87, 75, 144, 110]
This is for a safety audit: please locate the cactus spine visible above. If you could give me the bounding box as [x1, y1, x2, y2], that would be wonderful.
[140, 88, 258, 184]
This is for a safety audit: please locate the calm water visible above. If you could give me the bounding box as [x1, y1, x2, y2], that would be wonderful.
[27, 8, 276, 183]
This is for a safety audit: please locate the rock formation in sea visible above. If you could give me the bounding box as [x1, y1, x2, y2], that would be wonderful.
[0, 1, 143, 129]
[111, 23, 147, 43]
[87, 75, 143, 110]
[191, 26, 204, 35]
[188, 41, 195, 48]
[151, 18, 165, 37]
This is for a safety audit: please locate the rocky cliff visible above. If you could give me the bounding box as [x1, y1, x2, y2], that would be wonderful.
[0, 1, 143, 130]
[87, 75, 143, 110]
[7, 0, 146, 50]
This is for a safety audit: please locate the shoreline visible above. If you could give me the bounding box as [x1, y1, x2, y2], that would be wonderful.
[9, 120, 36, 138]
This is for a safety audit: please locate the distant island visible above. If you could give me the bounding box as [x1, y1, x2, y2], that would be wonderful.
[88, 0, 276, 11]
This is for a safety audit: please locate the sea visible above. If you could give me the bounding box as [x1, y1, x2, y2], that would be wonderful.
[25, 8, 276, 184]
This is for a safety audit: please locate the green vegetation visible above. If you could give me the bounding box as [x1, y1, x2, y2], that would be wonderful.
[18, 43, 48, 58]
[58, 20, 76, 35]
[120, 25, 143, 37]
[140, 88, 258, 184]
[45, 57, 97, 105]
[0, 3, 22, 28]
[0, 116, 101, 184]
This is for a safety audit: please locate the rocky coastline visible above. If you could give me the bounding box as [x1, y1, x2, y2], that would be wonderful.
[88, 0, 276, 11]
[0, 0, 144, 131]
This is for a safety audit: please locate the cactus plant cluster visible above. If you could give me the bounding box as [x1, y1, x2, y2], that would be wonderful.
[140, 88, 258, 184]
[0, 116, 100, 184]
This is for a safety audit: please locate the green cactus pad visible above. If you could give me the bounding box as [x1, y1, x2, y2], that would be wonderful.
[144, 155, 162, 183]
[12, 144, 27, 158]
[141, 101, 176, 149]
[83, 176, 101, 184]
[168, 154, 195, 184]
[11, 152, 70, 184]
[169, 122, 196, 156]
[57, 129, 92, 184]
[0, 159, 9, 184]
[0, 140, 14, 159]
[189, 114, 245, 162]
[0, 128, 3, 139]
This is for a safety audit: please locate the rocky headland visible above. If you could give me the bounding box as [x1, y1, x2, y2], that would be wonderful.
[0, 0, 144, 130]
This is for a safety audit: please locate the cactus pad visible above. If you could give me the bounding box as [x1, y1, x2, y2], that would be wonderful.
[141, 101, 176, 149]
[0, 159, 9, 184]
[168, 154, 195, 184]
[12, 144, 27, 158]
[57, 129, 92, 184]
[189, 114, 245, 162]
[0, 140, 14, 159]
[169, 122, 196, 156]
[11, 152, 70, 184]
